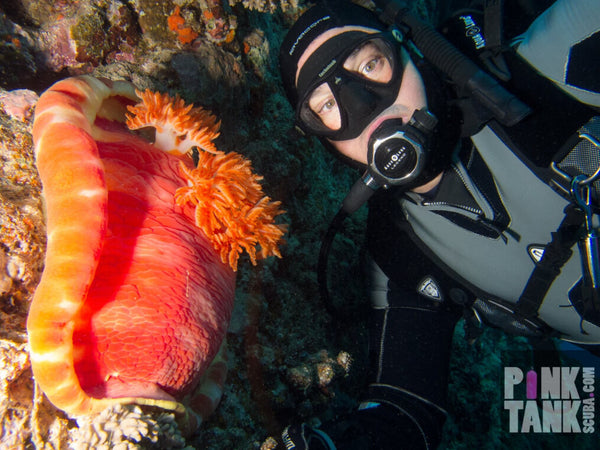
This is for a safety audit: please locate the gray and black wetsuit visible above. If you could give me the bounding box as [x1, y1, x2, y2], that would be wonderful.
[354, 0, 600, 448]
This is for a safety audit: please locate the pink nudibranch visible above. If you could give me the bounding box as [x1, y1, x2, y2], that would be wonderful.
[27, 75, 285, 428]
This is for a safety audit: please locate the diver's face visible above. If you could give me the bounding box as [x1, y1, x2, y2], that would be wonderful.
[295, 26, 427, 165]
[305, 38, 395, 131]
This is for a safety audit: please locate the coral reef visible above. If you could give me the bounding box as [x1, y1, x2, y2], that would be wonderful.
[168, 6, 200, 45]
[229, 0, 301, 14]
[69, 404, 192, 449]
[0, 339, 33, 446]
[0, 89, 45, 343]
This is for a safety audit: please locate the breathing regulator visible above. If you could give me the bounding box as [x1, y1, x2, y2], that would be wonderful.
[342, 109, 438, 214]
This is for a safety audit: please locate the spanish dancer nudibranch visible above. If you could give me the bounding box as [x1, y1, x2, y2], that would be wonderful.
[27, 75, 286, 432]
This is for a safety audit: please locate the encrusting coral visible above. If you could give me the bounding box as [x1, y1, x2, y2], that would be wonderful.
[167, 6, 199, 45]
[229, 0, 301, 14]
[126, 89, 287, 271]
[69, 403, 193, 449]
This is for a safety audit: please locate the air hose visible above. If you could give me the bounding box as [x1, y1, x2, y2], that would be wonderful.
[318, 208, 349, 314]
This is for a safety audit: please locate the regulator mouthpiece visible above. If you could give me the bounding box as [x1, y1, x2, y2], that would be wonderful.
[341, 109, 438, 214]
[368, 109, 438, 186]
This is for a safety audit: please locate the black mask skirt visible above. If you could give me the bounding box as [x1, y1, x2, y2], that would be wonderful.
[295, 31, 404, 141]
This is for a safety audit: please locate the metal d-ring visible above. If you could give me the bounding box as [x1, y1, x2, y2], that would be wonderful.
[574, 132, 600, 186]
[550, 131, 600, 195]
[571, 174, 592, 213]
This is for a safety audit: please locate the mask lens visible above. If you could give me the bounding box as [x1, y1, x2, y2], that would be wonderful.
[297, 37, 399, 137]
[342, 38, 395, 83]
[299, 83, 342, 133]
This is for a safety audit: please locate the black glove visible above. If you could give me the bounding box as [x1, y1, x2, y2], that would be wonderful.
[281, 423, 335, 450]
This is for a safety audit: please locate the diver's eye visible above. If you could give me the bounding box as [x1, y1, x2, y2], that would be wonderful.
[308, 83, 339, 116]
[317, 97, 337, 115]
[343, 39, 393, 83]
[360, 57, 384, 78]
[304, 82, 342, 130]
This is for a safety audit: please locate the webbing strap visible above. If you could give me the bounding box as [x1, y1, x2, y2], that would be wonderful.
[482, 0, 512, 81]
[516, 205, 584, 318]
[483, 0, 503, 50]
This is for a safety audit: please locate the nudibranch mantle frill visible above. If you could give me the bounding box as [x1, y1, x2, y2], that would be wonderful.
[27, 75, 286, 428]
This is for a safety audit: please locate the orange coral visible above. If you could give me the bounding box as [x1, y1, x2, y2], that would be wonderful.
[168, 6, 199, 44]
[126, 90, 221, 154]
[175, 151, 287, 271]
[223, 28, 236, 44]
[126, 89, 286, 271]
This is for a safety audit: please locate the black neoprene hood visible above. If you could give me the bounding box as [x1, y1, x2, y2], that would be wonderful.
[278, 1, 385, 109]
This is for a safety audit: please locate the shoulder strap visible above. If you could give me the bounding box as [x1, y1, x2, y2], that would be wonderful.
[481, 0, 512, 80]
[483, 0, 503, 49]
[516, 204, 585, 318]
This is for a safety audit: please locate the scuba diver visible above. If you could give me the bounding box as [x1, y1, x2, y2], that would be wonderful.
[277, 0, 600, 448]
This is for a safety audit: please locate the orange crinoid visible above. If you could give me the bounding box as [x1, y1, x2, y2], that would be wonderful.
[27, 75, 286, 429]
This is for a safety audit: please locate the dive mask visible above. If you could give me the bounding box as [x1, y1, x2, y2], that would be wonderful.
[295, 31, 404, 141]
